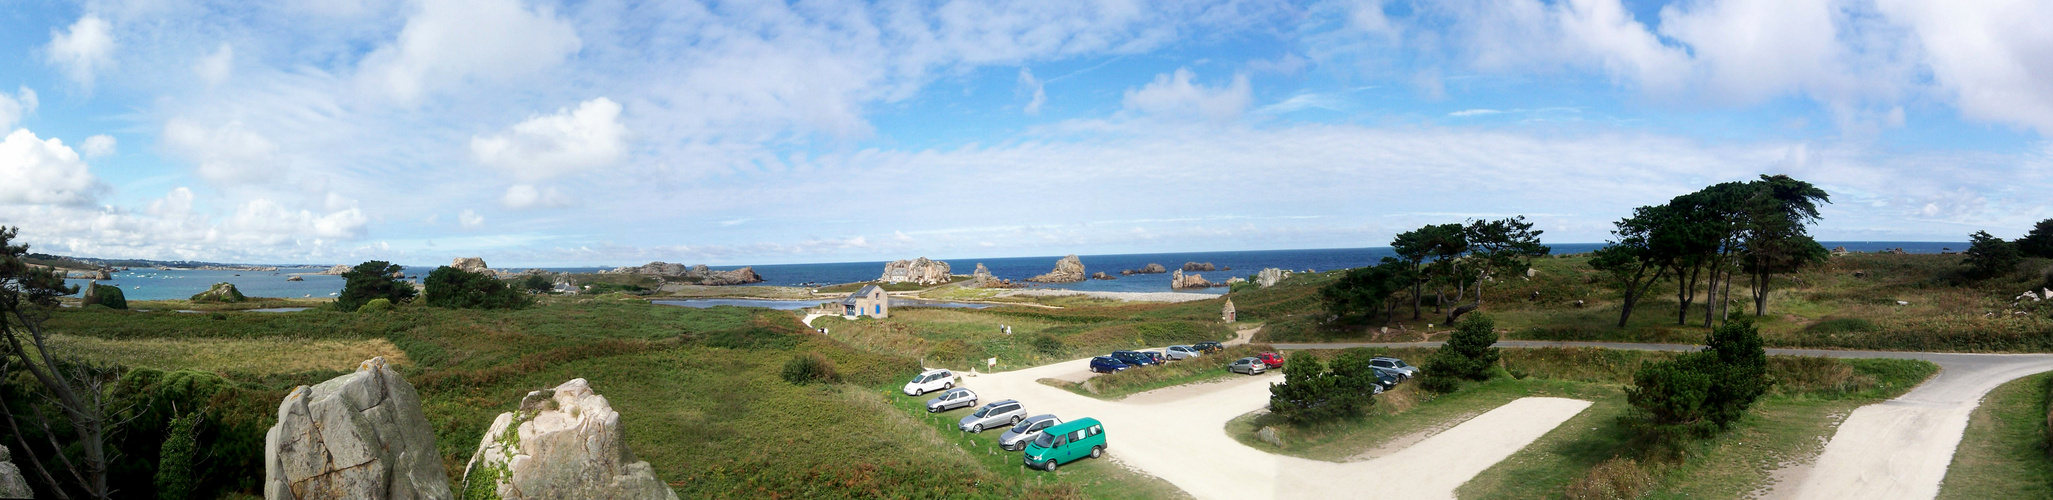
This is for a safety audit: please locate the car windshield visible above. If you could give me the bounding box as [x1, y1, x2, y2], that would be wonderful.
[1394, 360, 1411, 368]
[1032, 432, 1056, 448]
[1013, 420, 1037, 433]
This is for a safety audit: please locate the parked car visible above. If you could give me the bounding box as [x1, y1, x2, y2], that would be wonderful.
[1257, 352, 1286, 369]
[925, 387, 978, 413]
[960, 399, 1028, 433]
[1138, 351, 1167, 364]
[1089, 356, 1131, 374]
[1228, 357, 1267, 375]
[1164, 345, 1201, 360]
[1111, 350, 1160, 367]
[903, 368, 957, 396]
[1000, 414, 1063, 451]
[1192, 341, 1225, 354]
[1024, 417, 1106, 472]
[1367, 367, 1401, 390]
[1369, 357, 1418, 379]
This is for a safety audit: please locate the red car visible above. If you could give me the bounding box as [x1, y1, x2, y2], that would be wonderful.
[1257, 352, 1286, 369]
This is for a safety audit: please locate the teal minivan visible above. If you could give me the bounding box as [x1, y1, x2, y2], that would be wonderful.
[1022, 417, 1105, 471]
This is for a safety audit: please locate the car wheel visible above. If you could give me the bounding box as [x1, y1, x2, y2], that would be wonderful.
[1044, 459, 1058, 472]
[1090, 446, 1103, 459]
[971, 424, 983, 433]
[1011, 415, 1023, 424]
[943, 382, 953, 390]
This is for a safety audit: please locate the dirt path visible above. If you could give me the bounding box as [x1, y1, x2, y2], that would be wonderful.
[1273, 340, 2053, 500]
[960, 353, 1589, 499]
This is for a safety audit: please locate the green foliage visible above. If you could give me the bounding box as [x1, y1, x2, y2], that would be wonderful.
[2018, 218, 2053, 259]
[1269, 351, 1379, 424]
[1803, 317, 1879, 334]
[1624, 319, 1772, 449]
[89, 282, 128, 309]
[1320, 258, 1412, 322]
[521, 274, 553, 293]
[154, 412, 203, 500]
[780, 353, 840, 385]
[1964, 230, 2024, 280]
[338, 260, 416, 312]
[357, 298, 394, 313]
[423, 266, 534, 310]
[1422, 313, 1501, 391]
[1028, 333, 1065, 356]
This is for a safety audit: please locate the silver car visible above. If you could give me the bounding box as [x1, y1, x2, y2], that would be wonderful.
[1164, 345, 1201, 360]
[1370, 357, 1418, 379]
[1000, 414, 1063, 451]
[958, 399, 1027, 433]
[926, 388, 978, 413]
[1229, 357, 1266, 375]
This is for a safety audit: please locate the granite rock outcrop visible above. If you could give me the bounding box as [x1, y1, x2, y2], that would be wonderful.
[1026, 255, 1087, 283]
[1171, 270, 1214, 289]
[1181, 262, 1217, 272]
[264, 357, 451, 500]
[462, 379, 677, 500]
[881, 258, 952, 285]
[1121, 263, 1167, 276]
[0, 445, 29, 499]
[605, 262, 765, 285]
[452, 258, 491, 275]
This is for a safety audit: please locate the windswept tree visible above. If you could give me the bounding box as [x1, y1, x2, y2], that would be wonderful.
[1319, 258, 1413, 325]
[1391, 223, 1466, 320]
[1590, 204, 1683, 328]
[1738, 175, 1831, 316]
[337, 260, 416, 312]
[1, 226, 115, 499]
[1963, 231, 2022, 280]
[1599, 175, 1831, 328]
[1452, 216, 1550, 322]
[2017, 218, 2053, 259]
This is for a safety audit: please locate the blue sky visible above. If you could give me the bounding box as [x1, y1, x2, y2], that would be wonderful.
[1, 0, 2049, 266]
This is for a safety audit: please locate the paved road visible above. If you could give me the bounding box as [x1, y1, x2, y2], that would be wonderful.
[955, 353, 1588, 500]
[1271, 340, 2053, 500]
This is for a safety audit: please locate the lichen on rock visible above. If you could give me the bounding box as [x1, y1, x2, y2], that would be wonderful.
[461, 378, 677, 500]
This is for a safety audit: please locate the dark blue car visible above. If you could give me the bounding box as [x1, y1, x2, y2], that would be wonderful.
[1090, 356, 1130, 373]
[1111, 350, 1160, 367]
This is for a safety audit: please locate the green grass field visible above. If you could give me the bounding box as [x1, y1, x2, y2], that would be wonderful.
[1937, 371, 2053, 499]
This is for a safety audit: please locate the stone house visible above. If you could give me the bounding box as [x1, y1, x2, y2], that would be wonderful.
[1222, 299, 1236, 323]
[843, 284, 889, 319]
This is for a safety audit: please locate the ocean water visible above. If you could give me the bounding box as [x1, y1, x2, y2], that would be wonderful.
[66, 242, 1963, 301]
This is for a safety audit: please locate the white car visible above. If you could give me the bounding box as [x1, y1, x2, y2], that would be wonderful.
[903, 368, 957, 396]
[1164, 345, 1201, 360]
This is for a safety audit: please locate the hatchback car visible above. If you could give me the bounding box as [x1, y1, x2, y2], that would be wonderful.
[960, 399, 1028, 433]
[1369, 357, 1418, 379]
[1024, 418, 1106, 472]
[1000, 414, 1063, 451]
[1089, 356, 1130, 373]
[1228, 357, 1266, 375]
[1192, 341, 1225, 354]
[903, 368, 957, 396]
[1367, 367, 1401, 390]
[1164, 345, 1201, 360]
[1111, 350, 1160, 367]
[1257, 352, 1286, 369]
[925, 387, 978, 413]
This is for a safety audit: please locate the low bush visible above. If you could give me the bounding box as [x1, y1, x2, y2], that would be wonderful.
[1563, 457, 1658, 500]
[154, 412, 202, 500]
[1269, 350, 1380, 424]
[1623, 319, 1770, 451]
[1803, 317, 1879, 334]
[780, 353, 839, 385]
[357, 298, 394, 313]
[1421, 313, 1501, 392]
[423, 266, 534, 310]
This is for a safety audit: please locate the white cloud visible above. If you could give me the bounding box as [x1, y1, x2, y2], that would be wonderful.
[162, 119, 282, 185]
[458, 209, 484, 229]
[46, 15, 117, 87]
[226, 198, 368, 242]
[0, 87, 37, 130]
[357, 0, 582, 102]
[471, 98, 627, 180]
[193, 43, 234, 86]
[82, 135, 117, 158]
[0, 129, 102, 206]
[1121, 68, 1252, 122]
[1876, 0, 2053, 134]
[500, 184, 572, 209]
[1448, 109, 1502, 117]
[1017, 68, 1047, 115]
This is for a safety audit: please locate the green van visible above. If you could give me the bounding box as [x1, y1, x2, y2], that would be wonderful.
[1022, 417, 1105, 471]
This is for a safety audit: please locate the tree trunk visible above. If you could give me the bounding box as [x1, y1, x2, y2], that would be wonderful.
[1446, 301, 1480, 325]
[1677, 265, 1700, 325]
[1753, 270, 1769, 316]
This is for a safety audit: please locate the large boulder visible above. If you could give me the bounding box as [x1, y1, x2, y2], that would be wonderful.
[1182, 262, 1217, 272]
[1026, 255, 1087, 283]
[191, 282, 247, 303]
[1255, 268, 1291, 288]
[881, 258, 952, 285]
[1171, 270, 1214, 289]
[452, 257, 490, 275]
[265, 357, 450, 500]
[0, 445, 30, 499]
[462, 379, 677, 500]
[317, 264, 354, 275]
[1122, 263, 1167, 275]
